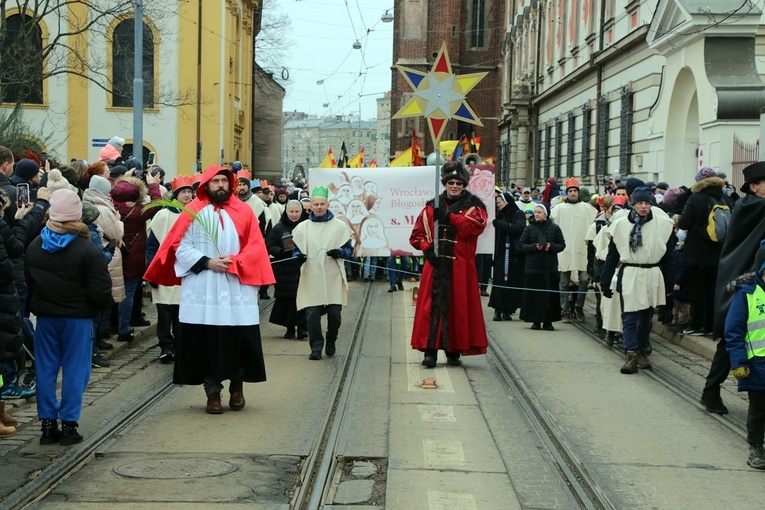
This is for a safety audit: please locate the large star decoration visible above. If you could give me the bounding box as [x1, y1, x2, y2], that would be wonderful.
[392, 42, 488, 148]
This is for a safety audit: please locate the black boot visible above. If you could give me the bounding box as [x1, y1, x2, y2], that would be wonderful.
[502, 311, 513, 321]
[40, 419, 61, 445]
[59, 421, 83, 446]
[492, 310, 502, 321]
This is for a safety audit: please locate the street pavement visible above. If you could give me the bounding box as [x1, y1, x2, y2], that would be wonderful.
[0, 281, 759, 509]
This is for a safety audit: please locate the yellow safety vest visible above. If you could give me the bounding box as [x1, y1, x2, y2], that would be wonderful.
[745, 285, 765, 359]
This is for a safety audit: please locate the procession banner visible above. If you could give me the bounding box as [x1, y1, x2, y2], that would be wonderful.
[308, 166, 495, 256]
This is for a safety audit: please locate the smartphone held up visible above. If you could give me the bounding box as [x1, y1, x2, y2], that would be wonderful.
[16, 183, 29, 208]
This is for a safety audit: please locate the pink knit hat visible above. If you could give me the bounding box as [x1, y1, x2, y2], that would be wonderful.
[49, 189, 82, 222]
[695, 167, 716, 182]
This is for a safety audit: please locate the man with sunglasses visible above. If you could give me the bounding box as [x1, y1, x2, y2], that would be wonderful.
[409, 162, 488, 368]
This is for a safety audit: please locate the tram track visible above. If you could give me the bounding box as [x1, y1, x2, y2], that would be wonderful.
[5, 299, 277, 510]
[487, 340, 615, 510]
[570, 318, 748, 439]
[291, 281, 375, 510]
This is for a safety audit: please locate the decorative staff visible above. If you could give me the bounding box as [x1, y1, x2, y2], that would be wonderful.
[392, 42, 487, 254]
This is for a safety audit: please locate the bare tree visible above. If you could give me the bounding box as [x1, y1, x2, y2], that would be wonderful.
[253, 0, 292, 84]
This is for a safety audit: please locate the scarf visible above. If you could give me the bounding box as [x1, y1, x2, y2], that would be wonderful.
[45, 220, 90, 237]
[238, 189, 253, 202]
[627, 209, 652, 252]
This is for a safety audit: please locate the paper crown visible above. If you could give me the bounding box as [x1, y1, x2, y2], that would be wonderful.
[236, 169, 251, 181]
[260, 179, 269, 188]
[192, 172, 203, 185]
[565, 178, 580, 190]
[613, 195, 627, 206]
[171, 175, 194, 190]
[312, 186, 329, 199]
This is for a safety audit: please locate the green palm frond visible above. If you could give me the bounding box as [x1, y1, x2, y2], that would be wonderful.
[143, 199, 220, 248]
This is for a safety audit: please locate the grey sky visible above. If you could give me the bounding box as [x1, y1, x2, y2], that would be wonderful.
[277, 0, 394, 121]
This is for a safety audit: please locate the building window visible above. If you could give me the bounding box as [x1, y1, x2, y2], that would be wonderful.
[620, 88, 633, 175]
[1, 13, 44, 104]
[111, 18, 155, 108]
[555, 119, 563, 175]
[470, 0, 486, 49]
[567, 112, 576, 177]
[597, 95, 610, 180]
[581, 104, 591, 176]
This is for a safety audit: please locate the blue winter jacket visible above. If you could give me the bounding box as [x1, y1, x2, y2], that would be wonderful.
[725, 273, 765, 391]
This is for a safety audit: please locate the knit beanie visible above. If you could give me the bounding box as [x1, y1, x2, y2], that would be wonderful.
[89, 174, 112, 195]
[46, 168, 79, 194]
[631, 187, 653, 204]
[81, 201, 100, 223]
[625, 177, 645, 197]
[107, 136, 125, 152]
[695, 167, 716, 182]
[14, 159, 39, 181]
[662, 188, 681, 205]
[58, 165, 79, 187]
[49, 189, 82, 222]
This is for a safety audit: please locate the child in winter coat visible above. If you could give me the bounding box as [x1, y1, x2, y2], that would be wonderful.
[725, 240, 765, 469]
[669, 229, 691, 332]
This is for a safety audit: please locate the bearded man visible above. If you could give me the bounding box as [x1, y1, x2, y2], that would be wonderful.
[144, 166, 275, 414]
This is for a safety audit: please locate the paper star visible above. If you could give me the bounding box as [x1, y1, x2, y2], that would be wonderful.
[392, 42, 488, 147]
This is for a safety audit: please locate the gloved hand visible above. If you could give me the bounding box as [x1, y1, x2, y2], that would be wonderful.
[327, 249, 341, 259]
[433, 207, 450, 224]
[424, 248, 438, 265]
[732, 366, 751, 379]
[601, 287, 613, 299]
[105, 243, 116, 256]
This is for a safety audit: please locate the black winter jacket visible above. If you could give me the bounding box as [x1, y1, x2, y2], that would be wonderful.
[266, 212, 306, 300]
[677, 177, 732, 267]
[0, 241, 22, 359]
[25, 229, 114, 318]
[518, 219, 566, 273]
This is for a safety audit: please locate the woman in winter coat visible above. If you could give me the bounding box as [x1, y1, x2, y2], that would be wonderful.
[109, 171, 162, 342]
[489, 192, 526, 321]
[83, 175, 124, 349]
[518, 204, 566, 330]
[266, 200, 308, 339]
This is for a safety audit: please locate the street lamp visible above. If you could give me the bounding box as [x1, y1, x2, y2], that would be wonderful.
[381, 9, 393, 23]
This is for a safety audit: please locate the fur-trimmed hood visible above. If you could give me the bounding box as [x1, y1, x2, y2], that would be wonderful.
[691, 176, 725, 194]
[110, 175, 148, 204]
[727, 273, 755, 292]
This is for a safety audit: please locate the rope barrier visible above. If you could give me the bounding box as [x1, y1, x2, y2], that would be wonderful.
[270, 252, 601, 295]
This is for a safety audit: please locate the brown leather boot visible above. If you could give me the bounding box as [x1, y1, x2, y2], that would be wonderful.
[636, 349, 652, 369]
[228, 379, 245, 411]
[621, 351, 639, 374]
[1, 400, 18, 427]
[206, 392, 223, 414]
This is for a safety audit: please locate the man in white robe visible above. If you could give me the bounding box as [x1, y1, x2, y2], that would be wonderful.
[550, 178, 597, 323]
[144, 166, 275, 414]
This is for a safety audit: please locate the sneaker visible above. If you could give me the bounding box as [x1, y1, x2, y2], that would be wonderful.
[159, 351, 175, 364]
[682, 328, 705, 336]
[325, 342, 336, 357]
[117, 332, 134, 342]
[92, 353, 110, 368]
[445, 357, 462, 367]
[309, 351, 322, 360]
[387, 286, 397, 293]
[606, 332, 616, 347]
[621, 351, 639, 374]
[561, 313, 571, 324]
[748, 444, 765, 470]
[700, 395, 729, 415]
[574, 306, 585, 321]
[397, 282, 404, 291]
[1, 382, 35, 399]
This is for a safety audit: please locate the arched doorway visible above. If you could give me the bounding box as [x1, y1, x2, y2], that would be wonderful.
[121, 143, 154, 168]
[664, 68, 700, 184]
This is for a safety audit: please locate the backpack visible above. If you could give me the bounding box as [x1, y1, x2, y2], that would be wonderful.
[704, 198, 731, 243]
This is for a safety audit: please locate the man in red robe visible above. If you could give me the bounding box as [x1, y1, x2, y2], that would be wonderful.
[410, 161, 488, 367]
[145, 166, 275, 414]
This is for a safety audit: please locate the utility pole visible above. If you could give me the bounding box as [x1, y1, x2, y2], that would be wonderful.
[133, 0, 144, 165]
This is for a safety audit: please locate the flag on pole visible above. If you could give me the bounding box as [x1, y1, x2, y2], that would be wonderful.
[389, 148, 413, 167]
[348, 147, 365, 168]
[318, 148, 336, 168]
[338, 142, 350, 168]
[411, 130, 423, 166]
[481, 155, 495, 165]
[451, 137, 465, 161]
[470, 133, 481, 153]
[368, 158, 378, 168]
